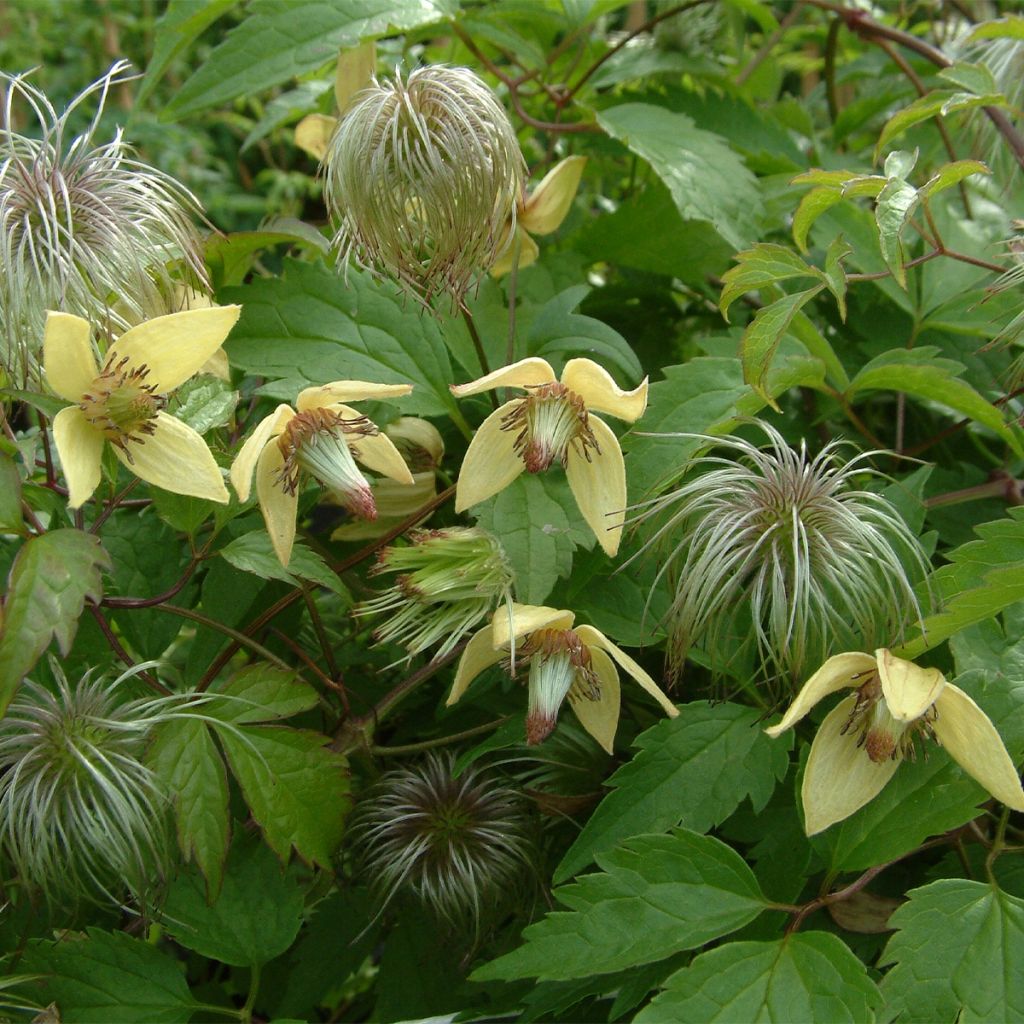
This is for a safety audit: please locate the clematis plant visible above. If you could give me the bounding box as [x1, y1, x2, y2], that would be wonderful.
[230, 381, 414, 567]
[449, 603, 677, 752]
[766, 649, 1024, 835]
[44, 307, 240, 508]
[451, 357, 647, 556]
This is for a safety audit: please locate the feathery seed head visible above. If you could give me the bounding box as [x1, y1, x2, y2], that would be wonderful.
[323, 65, 525, 306]
[631, 421, 929, 692]
[349, 752, 533, 933]
[0, 61, 207, 387]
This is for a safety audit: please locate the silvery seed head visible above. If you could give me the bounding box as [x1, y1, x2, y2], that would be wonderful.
[0, 61, 208, 387]
[350, 752, 533, 934]
[631, 421, 929, 692]
[0, 663, 178, 907]
[323, 65, 525, 307]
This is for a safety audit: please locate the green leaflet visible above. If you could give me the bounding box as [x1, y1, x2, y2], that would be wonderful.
[637, 933, 882, 1023]
[474, 829, 766, 982]
[880, 880, 1024, 1022]
[219, 530, 348, 597]
[556, 703, 791, 882]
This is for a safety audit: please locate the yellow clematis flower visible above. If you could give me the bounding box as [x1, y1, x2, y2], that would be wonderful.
[766, 649, 1024, 835]
[448, 603, 677, 753]
[490, 155, 587, 278]
[451, 357, 647, 557]
[230, 381, 414, 567]
[43, 307, 240, 509]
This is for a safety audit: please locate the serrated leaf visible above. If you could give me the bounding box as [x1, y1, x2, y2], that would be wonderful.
[845, 347, 1015, 444]
[210, 664, 318, 723]
[597, 103, 760, 250]
[719, 245, 825, 320]
[161, 833, 305, 966]
[23, 929, 195, 1023]
[147, 718, 230, 895]
[474, 829, 766, 982]
[899, 510, 1024, 659]
[165, 0, 458, 118]
[876, 91, 1006, 157]
[219, 531, 346, 596]
[223, 259, 460, 421]
[875, 176, 918, 288]
[205, 229, 328, 292]
[638, 933, 882, 1023]
[215, 724, 350, 866]
[472, 474, 576, 604]
[556, 703, 792, 882]
[0, 530, 110, 716]
[741, 285, 824, 405]
[527, 285, 643, 385]
[880, 879, 1024, 1022]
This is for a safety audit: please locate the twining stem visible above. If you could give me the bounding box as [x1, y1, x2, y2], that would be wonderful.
[460, 301, 499, 411]
[88, 605, 170, 695]
[370, 717, 509, 756]
[302, 585, 340, 682]
[90, 477, 140, 533]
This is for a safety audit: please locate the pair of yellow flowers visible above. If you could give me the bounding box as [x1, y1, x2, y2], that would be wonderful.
[41, 306, 1024, 835]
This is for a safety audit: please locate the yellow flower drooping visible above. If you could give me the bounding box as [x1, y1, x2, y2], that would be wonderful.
[230, 381, 414, 567]
[451, 357, 647, 556]
[449, 603, 677, 752]
[44, 307, 241, 508]
[766, 649, 1024, 835]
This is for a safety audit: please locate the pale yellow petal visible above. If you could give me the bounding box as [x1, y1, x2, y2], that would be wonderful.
[934, 685, 1024, 811]
[450, 357, 556, 398]
[386, 417, 445, 464]
[566, 416, 626, 557]
[493, 604, 575, 649]
[765, 652, 877, 738]
[201, 348, 231, 382]
[104, 306, 242, 393]
[255, 443, 298, 568]
[520, 156, 587, 235]
[296, 380, 413, 411]
[330, 471, 436, 541]
[115, 412, 229, 503]
[335, 40, 375, 114]
[294, 113, 338, 161]
[877, 649, 946, 722]
[454, 402, 524, 511]
[570, 646, 620, 754]
[575, 624, 677, 719]
[561, 359, 648, 423]
[448, 627, 504, 705]
[350, 427, 415, 485]
[230, 405, 295, 502]
[490, 225, 539, 278]
[43, 312, 99, 401]
[52, 406, 104, 509]
[802, 696, 900, 836]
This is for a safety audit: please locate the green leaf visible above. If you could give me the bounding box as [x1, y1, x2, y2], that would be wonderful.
[845, 347, 1015, 445]
[138, 0, 239, 103]
[169, 376, 238, 435]
[205, 228, 328, 291]
[899, 510, 1024, 659]
[919, 159, 990, 200]
[165, 0, 458, 118]
[880, 879, 1024, 1022]
[219, 530, 346, 596]
[149, 487, 217, 535]
[637, 933, 882, 1023]
[223, 259, 461, 421]
[740, 285, 824, 405]
[555, 703, 792, 882]
[822, 236, 852, 323]
[161, 832, 305, 966]
[874, 176, 918, 288]
[215, 724, 350, 866]
[23, 928, 195, 1023]
[937, 61, 999, 96]
[597, 103, 760, 251]
[0, 453, 23, 533]
[473, 829, 766, 982]
[527, 285, 643, 385]
[967, 15, 1024, 41]
[0, 529, 110, 716]
[718, 245, 825, 321]
[472, 474, 576, 604]
[792, 187, 845, 254]
[876, 91, 1006, 158]
[210, 664, 318, 723]
[147, 718, 230, 895]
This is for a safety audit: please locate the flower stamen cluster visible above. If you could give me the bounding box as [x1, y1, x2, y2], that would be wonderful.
[502, 382, 598, 473]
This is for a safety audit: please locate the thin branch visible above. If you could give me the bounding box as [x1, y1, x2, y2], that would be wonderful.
[735, 1, 805, 87]
[302, 585, 340, 683]
[88, 605, 170, 695]
[370, 717, 509, 756]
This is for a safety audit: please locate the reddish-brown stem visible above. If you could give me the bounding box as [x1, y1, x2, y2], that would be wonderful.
[735, 1, 805, 87]
[88, 604, 170, 695]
